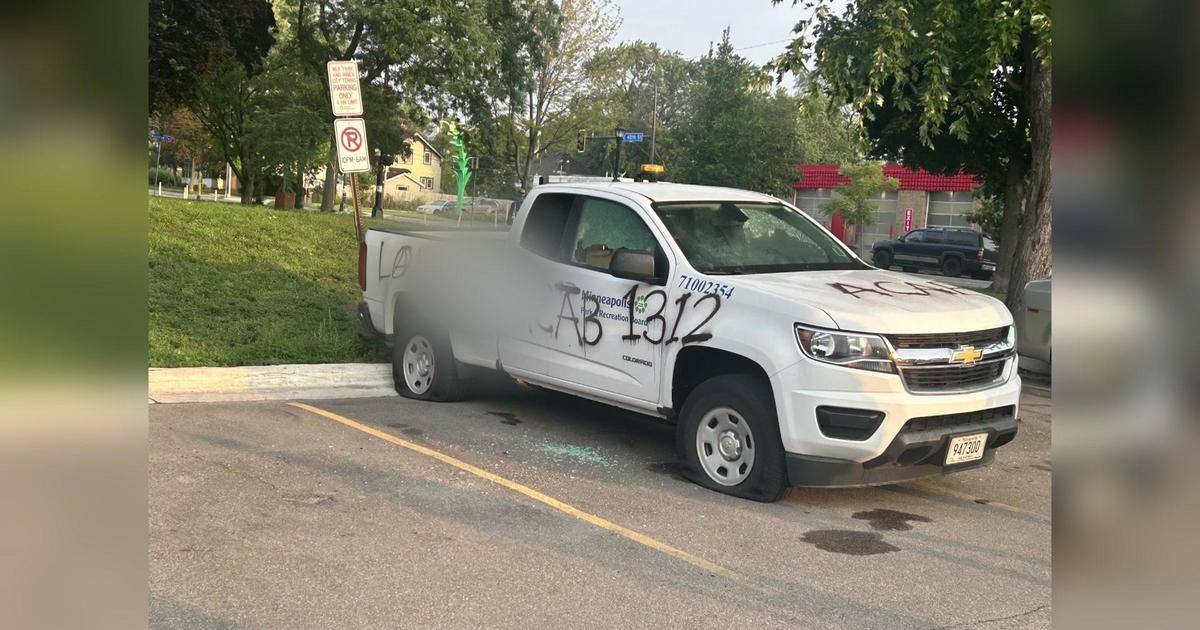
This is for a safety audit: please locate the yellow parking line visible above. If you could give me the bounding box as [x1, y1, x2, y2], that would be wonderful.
[288, 402, 773, 595]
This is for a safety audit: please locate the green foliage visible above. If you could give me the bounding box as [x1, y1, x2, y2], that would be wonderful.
[674, 31, 801, 196]
[818, 162, 899, 230]
[149, 168, 178, 187]
[963, 194, 1003, 235]
[149, 0, 275, 114]
[575, 41, 696, 174]
[794, 88, 863, 164]
[773, 0, 1050, 197]
[149, 197, 387, 366]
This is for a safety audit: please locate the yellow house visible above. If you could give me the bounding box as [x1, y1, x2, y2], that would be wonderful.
[383, 133, 443, 197]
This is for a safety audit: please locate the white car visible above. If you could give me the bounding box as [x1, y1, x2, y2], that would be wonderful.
[358, 182, 1021, 502]
[415, 199, 452, 214]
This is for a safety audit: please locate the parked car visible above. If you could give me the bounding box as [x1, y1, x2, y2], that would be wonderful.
[1016, 278, 1051, 370]
[872, 227, 998, 279]
[464, 199, 502, 215]
[359, 182, 1021, 502]
[416, 199, 452, 214]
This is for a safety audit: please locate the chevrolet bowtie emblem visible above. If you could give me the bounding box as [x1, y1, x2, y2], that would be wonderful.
[950, 346, 983, 365]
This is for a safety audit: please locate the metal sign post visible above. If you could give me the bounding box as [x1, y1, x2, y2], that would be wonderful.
[334, 118, 371, 242]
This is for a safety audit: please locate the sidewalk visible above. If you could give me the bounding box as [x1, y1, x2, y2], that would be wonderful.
[149, 363, 395, 403]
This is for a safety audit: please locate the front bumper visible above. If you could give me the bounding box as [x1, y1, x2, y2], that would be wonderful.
[785, 407, 1017, 487]
[770, 356, 1022, 487]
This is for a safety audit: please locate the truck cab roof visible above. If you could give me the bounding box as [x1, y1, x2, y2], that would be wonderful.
[539, 181, 781, 205]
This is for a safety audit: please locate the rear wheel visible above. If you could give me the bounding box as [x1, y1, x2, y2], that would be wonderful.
[941, 256, 963, 278]
[676, 374, 788, 502]
[872, 249, 893, 269]
[392, 318, 466, 401]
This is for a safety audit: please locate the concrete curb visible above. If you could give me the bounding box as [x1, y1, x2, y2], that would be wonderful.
[149, 363, 397, 404]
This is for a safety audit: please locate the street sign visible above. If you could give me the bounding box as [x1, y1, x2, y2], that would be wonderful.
[623, 131, 644, 143]
[903, 207, 914, 232]
[334, 118, 371, 173]
[326, 60, 364, 117]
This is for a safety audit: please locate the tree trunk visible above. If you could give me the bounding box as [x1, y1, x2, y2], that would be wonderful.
[321, 141, 338, 211]
[241, 172, 256, 205]
[991, 161, 1026, 294]
[295, 162, 305, 209]
[1005, 36, 1052, 313]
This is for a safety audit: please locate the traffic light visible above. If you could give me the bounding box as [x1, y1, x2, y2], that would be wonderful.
[576, 129, 587, 153]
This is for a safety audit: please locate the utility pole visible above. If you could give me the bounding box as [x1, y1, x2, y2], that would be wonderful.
[650, 65, 660, 164]
[612, 127, 624, 182]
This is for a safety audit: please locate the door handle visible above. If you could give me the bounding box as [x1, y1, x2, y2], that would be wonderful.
[554, 281, 580, 294]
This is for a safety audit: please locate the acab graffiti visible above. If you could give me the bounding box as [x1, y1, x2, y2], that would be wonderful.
[535, 281, 722, 347]
[829, 279, 976, 299]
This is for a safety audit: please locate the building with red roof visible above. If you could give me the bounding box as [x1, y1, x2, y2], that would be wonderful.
[792, 163, 982, 251]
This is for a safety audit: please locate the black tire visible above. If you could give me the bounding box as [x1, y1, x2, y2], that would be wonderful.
[941, 256, 963, 277]
[676, 374, 788, 502]
[872, 249, 892, 269]
[392, 313, 466, 402]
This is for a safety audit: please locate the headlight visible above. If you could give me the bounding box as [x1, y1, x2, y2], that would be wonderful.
[795, 325, 896, 374]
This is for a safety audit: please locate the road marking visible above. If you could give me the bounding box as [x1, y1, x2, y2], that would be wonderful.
[887, 482, 1048, 522]
[288, 402, 773, 594]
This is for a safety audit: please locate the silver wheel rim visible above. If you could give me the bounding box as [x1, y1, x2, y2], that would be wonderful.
[402, 335, 435, 395]
[695, 406, 755, 486]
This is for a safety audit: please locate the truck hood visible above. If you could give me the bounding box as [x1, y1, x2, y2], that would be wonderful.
[724, 269, 1011, 334]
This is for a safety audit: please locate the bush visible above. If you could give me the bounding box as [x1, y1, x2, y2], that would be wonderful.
[149, 167, 177, 187]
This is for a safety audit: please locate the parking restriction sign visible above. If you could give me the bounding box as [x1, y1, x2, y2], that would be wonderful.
[334, 118, 370, 173]
[327, 60, 364, 117]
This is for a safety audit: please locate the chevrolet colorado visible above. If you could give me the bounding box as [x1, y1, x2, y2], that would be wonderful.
[359, 182, 1020, 502]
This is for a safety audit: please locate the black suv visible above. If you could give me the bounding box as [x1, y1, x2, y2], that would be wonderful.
[871, 227, 998, 279]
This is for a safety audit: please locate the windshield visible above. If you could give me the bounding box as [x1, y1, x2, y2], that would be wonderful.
[654, 201, 866, 274]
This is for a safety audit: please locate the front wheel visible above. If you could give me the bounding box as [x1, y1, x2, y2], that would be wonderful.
[676, 375, 788, 502]
[872, 249, 893, 269]
[392, 322, 466, 402]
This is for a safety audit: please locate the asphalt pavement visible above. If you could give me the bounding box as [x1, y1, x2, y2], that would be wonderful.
[150, 379, 1050, 629]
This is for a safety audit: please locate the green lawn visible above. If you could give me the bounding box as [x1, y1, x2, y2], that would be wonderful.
[149, 197, 389, 367]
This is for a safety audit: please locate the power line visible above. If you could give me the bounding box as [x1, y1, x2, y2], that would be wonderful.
[734, 38, 792, 52]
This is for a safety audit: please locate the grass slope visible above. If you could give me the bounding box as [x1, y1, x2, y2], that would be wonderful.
[149, 198, 388, 367]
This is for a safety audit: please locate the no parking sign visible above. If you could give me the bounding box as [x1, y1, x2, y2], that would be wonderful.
[334, 118, 370, 174]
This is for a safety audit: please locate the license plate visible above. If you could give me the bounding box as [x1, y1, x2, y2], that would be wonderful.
[945, 433, 987, 465]
[982, 263, 996, 270]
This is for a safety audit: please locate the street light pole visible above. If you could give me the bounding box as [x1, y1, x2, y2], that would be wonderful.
[612, 127, 624, 182]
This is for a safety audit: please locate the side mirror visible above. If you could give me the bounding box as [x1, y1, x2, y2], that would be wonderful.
[610, 249, 660, 283]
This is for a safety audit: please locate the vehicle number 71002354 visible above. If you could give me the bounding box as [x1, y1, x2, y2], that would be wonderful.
[677, 274, 734, 300]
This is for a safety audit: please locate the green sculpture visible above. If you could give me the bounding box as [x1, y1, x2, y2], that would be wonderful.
[445, 121, 471, 226]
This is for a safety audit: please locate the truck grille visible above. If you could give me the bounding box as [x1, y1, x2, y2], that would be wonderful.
[901, 405, 1016, 434]
[899, 359, 1007, 393]
[886, 326, 1009, 350]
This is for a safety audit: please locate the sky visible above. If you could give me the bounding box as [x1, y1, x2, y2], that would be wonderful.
[610, 0, 828, 65]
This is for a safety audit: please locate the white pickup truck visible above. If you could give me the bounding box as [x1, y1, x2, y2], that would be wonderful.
[358, 182, 1020, 502]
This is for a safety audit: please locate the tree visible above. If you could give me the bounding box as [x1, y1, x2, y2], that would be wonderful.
[674, 30, 800, 197]
[290, 0, 552, 209]
[575, 41, 696, 175]
[794, 88, 863, 164]
[190, 64, 265, 204]
[818, 162, 899, 254]
[774, 0, 1051, 305]
[499, 0, 619, 192]
[149, 0, 275, 114]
